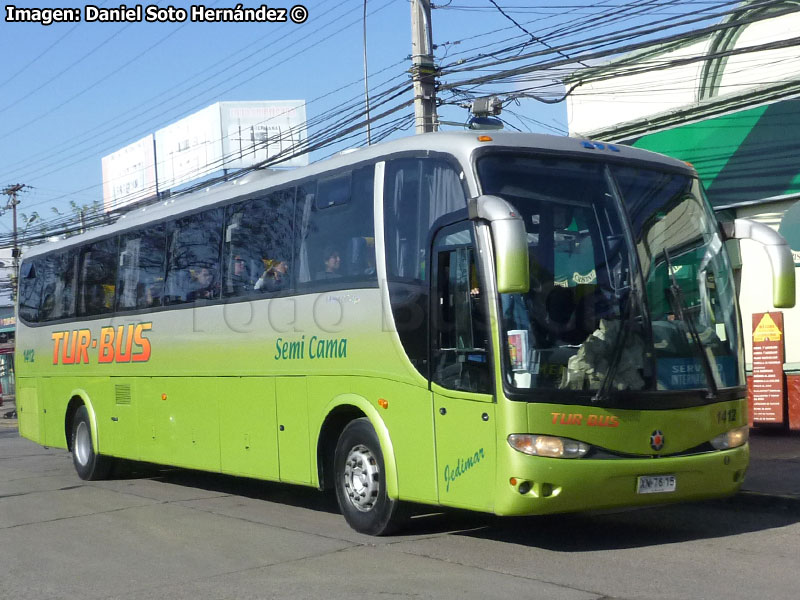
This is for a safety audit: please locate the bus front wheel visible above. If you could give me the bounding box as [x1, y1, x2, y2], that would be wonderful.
[71, 405, 112, 481]
[334, 418, 400, 535]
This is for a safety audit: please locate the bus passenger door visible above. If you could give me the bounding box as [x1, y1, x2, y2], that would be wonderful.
[430, 222, 496, 512]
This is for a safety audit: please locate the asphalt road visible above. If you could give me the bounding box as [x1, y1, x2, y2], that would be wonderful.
[2, 430, 800, 600]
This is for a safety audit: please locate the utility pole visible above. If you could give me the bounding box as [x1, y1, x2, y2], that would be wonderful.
[363, 0, 372, 144]
[410, 0, 437, 134]
[2, 184, 26, 299]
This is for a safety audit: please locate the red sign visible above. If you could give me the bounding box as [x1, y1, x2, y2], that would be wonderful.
[749, 312, 785, 424]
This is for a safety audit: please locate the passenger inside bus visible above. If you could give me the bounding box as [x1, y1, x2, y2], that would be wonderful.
[186, 267, 217, 301]
[228, 255, 254, 295]
[255, 259, 289, 292]
[316, 246, 342, 279]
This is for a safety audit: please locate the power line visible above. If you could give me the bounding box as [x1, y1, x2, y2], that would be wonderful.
[486, 0, 590, 67]
[14, 58, 411, 219]
[3, 0, 397, 187]
[1, 68, 417, 245]
[0, 0, 350, 172]
[437, 1, 794, 94]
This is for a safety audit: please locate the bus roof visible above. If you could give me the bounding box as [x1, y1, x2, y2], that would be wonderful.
[22, 131, 692, 259]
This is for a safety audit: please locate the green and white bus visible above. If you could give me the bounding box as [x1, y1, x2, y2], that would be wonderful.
[15, 132, 795, 535]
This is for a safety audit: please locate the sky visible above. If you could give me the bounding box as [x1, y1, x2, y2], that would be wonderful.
[0, 1, 559, 235]
[0, 0, 745, 245]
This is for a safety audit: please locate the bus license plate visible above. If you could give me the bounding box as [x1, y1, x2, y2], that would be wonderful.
[637, 475, 676, 494]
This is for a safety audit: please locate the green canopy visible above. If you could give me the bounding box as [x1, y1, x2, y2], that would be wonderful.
[625, 98, 800, 208]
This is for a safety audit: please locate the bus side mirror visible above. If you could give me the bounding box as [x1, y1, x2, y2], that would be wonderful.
[469, 195, 530, 294]
[721, 218, 796, 308]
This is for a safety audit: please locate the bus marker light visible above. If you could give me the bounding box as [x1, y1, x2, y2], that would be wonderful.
[161, 393, 167, 401]
[509, 477, 518, 486]
[378, 398, 389, 409]
[477, 135, 493, 142]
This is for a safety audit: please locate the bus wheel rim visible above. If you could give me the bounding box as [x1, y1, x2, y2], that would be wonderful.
[75, 421, 92, 467]
[343, 444, 379, 512]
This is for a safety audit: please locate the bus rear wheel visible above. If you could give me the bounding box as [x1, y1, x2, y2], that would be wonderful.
[334, 418, 400, 536]
[71, 405, 113, 481]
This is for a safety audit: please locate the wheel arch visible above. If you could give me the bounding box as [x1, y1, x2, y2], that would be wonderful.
[315, 394, 399, 499]
[64, 390, 98, 453]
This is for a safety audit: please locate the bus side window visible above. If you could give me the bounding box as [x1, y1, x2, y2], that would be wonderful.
[384, 158, 467, 282]
[431, 223, 491, 394]
[297, 165, 376, 289]
[78, 237, 118, 317]
[40, 250, 78, 322]
[117, 224, 166, 310]
[383, 157, 468, 378]
[18, 259, 44, 323]
[223, 187, 296, 298]
[165, 209, 223, 304]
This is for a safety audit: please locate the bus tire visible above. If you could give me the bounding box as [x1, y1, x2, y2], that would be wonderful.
[334, 418, 400, 536]
[71, 405, 113, 481]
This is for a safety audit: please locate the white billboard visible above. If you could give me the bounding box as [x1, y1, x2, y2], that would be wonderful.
[154, 104, 224, 192]
[101, 134, 157, 212]
[155, 101, 308, 192]
[221, 100, 308, 170]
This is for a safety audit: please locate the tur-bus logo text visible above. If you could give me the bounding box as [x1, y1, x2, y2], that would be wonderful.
[51, 323, 152, 365]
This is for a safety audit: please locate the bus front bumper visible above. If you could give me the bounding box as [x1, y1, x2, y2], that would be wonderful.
[494, 443, 749, 516]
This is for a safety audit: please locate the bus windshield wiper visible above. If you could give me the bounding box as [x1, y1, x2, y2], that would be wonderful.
[593, 172, 642, 405]
[593, 286, 634, 404]
[663, 247, 718, 399]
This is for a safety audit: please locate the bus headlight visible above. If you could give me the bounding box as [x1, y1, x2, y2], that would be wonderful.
[507, 434, 590, 458]
[710, 426, 749, 450]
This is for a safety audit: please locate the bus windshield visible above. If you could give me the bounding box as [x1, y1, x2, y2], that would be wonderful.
[477, 152, 743, 401]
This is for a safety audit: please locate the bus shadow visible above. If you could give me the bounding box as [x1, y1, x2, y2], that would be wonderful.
[113, 460, 341, 515]
[445, 496, 800, 550]
[109, 461, 800, 547]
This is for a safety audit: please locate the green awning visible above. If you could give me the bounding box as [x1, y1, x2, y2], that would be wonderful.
[625, 98, 800, 207]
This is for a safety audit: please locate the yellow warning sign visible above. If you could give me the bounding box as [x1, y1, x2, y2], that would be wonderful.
[753, 313, 782, 342]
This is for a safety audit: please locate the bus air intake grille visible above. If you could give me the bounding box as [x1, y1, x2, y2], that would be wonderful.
[115, 385, 132, 405]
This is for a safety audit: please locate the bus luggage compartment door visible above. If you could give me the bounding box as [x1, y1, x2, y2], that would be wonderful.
[276, 376, 311, 484]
